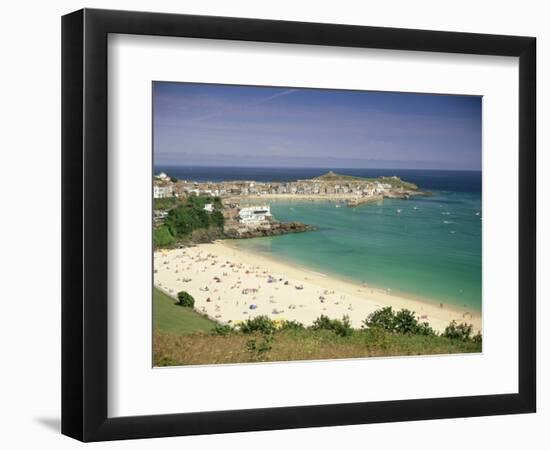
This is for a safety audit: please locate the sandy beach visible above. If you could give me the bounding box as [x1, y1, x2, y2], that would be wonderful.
[154, 241, 481, 334]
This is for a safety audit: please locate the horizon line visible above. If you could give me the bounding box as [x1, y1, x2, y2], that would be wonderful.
[153, 164, 482, 172]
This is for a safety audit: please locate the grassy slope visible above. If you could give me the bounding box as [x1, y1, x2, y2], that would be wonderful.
[153, 289, 479, 367]
[154, 328, 481, 366]
[153, 287, 216, 334]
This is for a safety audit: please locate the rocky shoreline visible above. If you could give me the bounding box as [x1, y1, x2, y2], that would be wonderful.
[224, 221, 316, 239]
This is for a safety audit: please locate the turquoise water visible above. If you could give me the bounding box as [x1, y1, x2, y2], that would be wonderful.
[231, 192, 482, 311]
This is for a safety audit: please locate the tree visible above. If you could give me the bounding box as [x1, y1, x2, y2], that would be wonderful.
[176, 291, 195, 307]
[363, 306, 395, 332]
[393, 309, 420, 334]
[165, 206, 201, 236]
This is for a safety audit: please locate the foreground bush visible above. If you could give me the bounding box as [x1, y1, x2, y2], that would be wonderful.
[442, 321, 474, 341]
[212, 324, 233, 335]
[279, 320, 305, 331]
[240, 315, 277, 334]
[363, 306, 437, 337]
[176, 291, 195, 308]
[362, 306, 395, 332]
[310, 315, 353, 337]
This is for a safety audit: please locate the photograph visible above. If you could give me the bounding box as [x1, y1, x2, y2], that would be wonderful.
[152, 82, 483, 366]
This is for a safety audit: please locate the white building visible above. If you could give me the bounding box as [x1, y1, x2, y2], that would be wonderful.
[238, 205, 271, 224]
[155, 172, 170, 181]
[203, 203, 214, 212]
[153, 184, 173, 199]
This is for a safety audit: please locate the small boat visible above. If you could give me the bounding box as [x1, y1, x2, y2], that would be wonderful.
[396, 209, 402, 214]
[335, 204, 341, 208]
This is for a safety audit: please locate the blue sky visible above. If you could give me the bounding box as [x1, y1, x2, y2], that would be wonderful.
[153, 82, 481, 170]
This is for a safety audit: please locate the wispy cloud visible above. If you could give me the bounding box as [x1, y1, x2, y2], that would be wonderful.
[183, 89, 298, 124]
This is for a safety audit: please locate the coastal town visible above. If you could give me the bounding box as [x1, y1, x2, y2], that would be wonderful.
[154, 170, 422, 202]
[153, 170, 426, 238]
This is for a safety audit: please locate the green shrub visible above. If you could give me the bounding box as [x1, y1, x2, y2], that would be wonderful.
[310, 315, 353, 337]
[176, 291, 195, 308]
[212, 324, 233, 335]
[394, 309, 420, 334]
[241, 315, 277, 334]
[442, 321, 473, 341]
[363, 306, 396, 332]
[164, 196, 225, 239]
[280, 320, 305, 331]
[416, 322, 437, 337]
[472, 331, 483, 344]
[363, 307, 437, 337]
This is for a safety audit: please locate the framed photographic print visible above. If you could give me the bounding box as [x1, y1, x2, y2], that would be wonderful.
[61, 8, 536, 442]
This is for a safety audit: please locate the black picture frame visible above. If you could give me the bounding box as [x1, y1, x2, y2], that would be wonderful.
[61, 8, 536, 442]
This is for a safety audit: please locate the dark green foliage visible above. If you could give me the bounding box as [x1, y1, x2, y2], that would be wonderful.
[212, 197, 223, 209]
[212, 324, 233, 335]
[162, 196, 225, 243]
[166, 206, 202, 236]
[210, 210, 225, 228]
[472, 331, 482, 344]
[442, 321, 474, 341]
[280, 320, 305, 331]
[153, 226, 174, 248]
[154, 197, 178, 210]
[416, 322, 438, 337]
[196, 208, 211, 228]
[393, 309, 420, 334]
[363, 306, 396, 332]
[176, 291, 195, 308]
[240, 315, 277, 334]
[169, 176, 178, 183]
[363, 306, 438, 336]
[310, 315, 353, 337]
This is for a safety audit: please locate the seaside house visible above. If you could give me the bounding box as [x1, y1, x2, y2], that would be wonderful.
[155, 172, 170, 181]
[238, 205, 272, 224]
[153, 184, 173, 199]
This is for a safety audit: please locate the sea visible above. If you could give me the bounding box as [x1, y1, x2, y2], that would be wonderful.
[155, 166, 482, 311]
